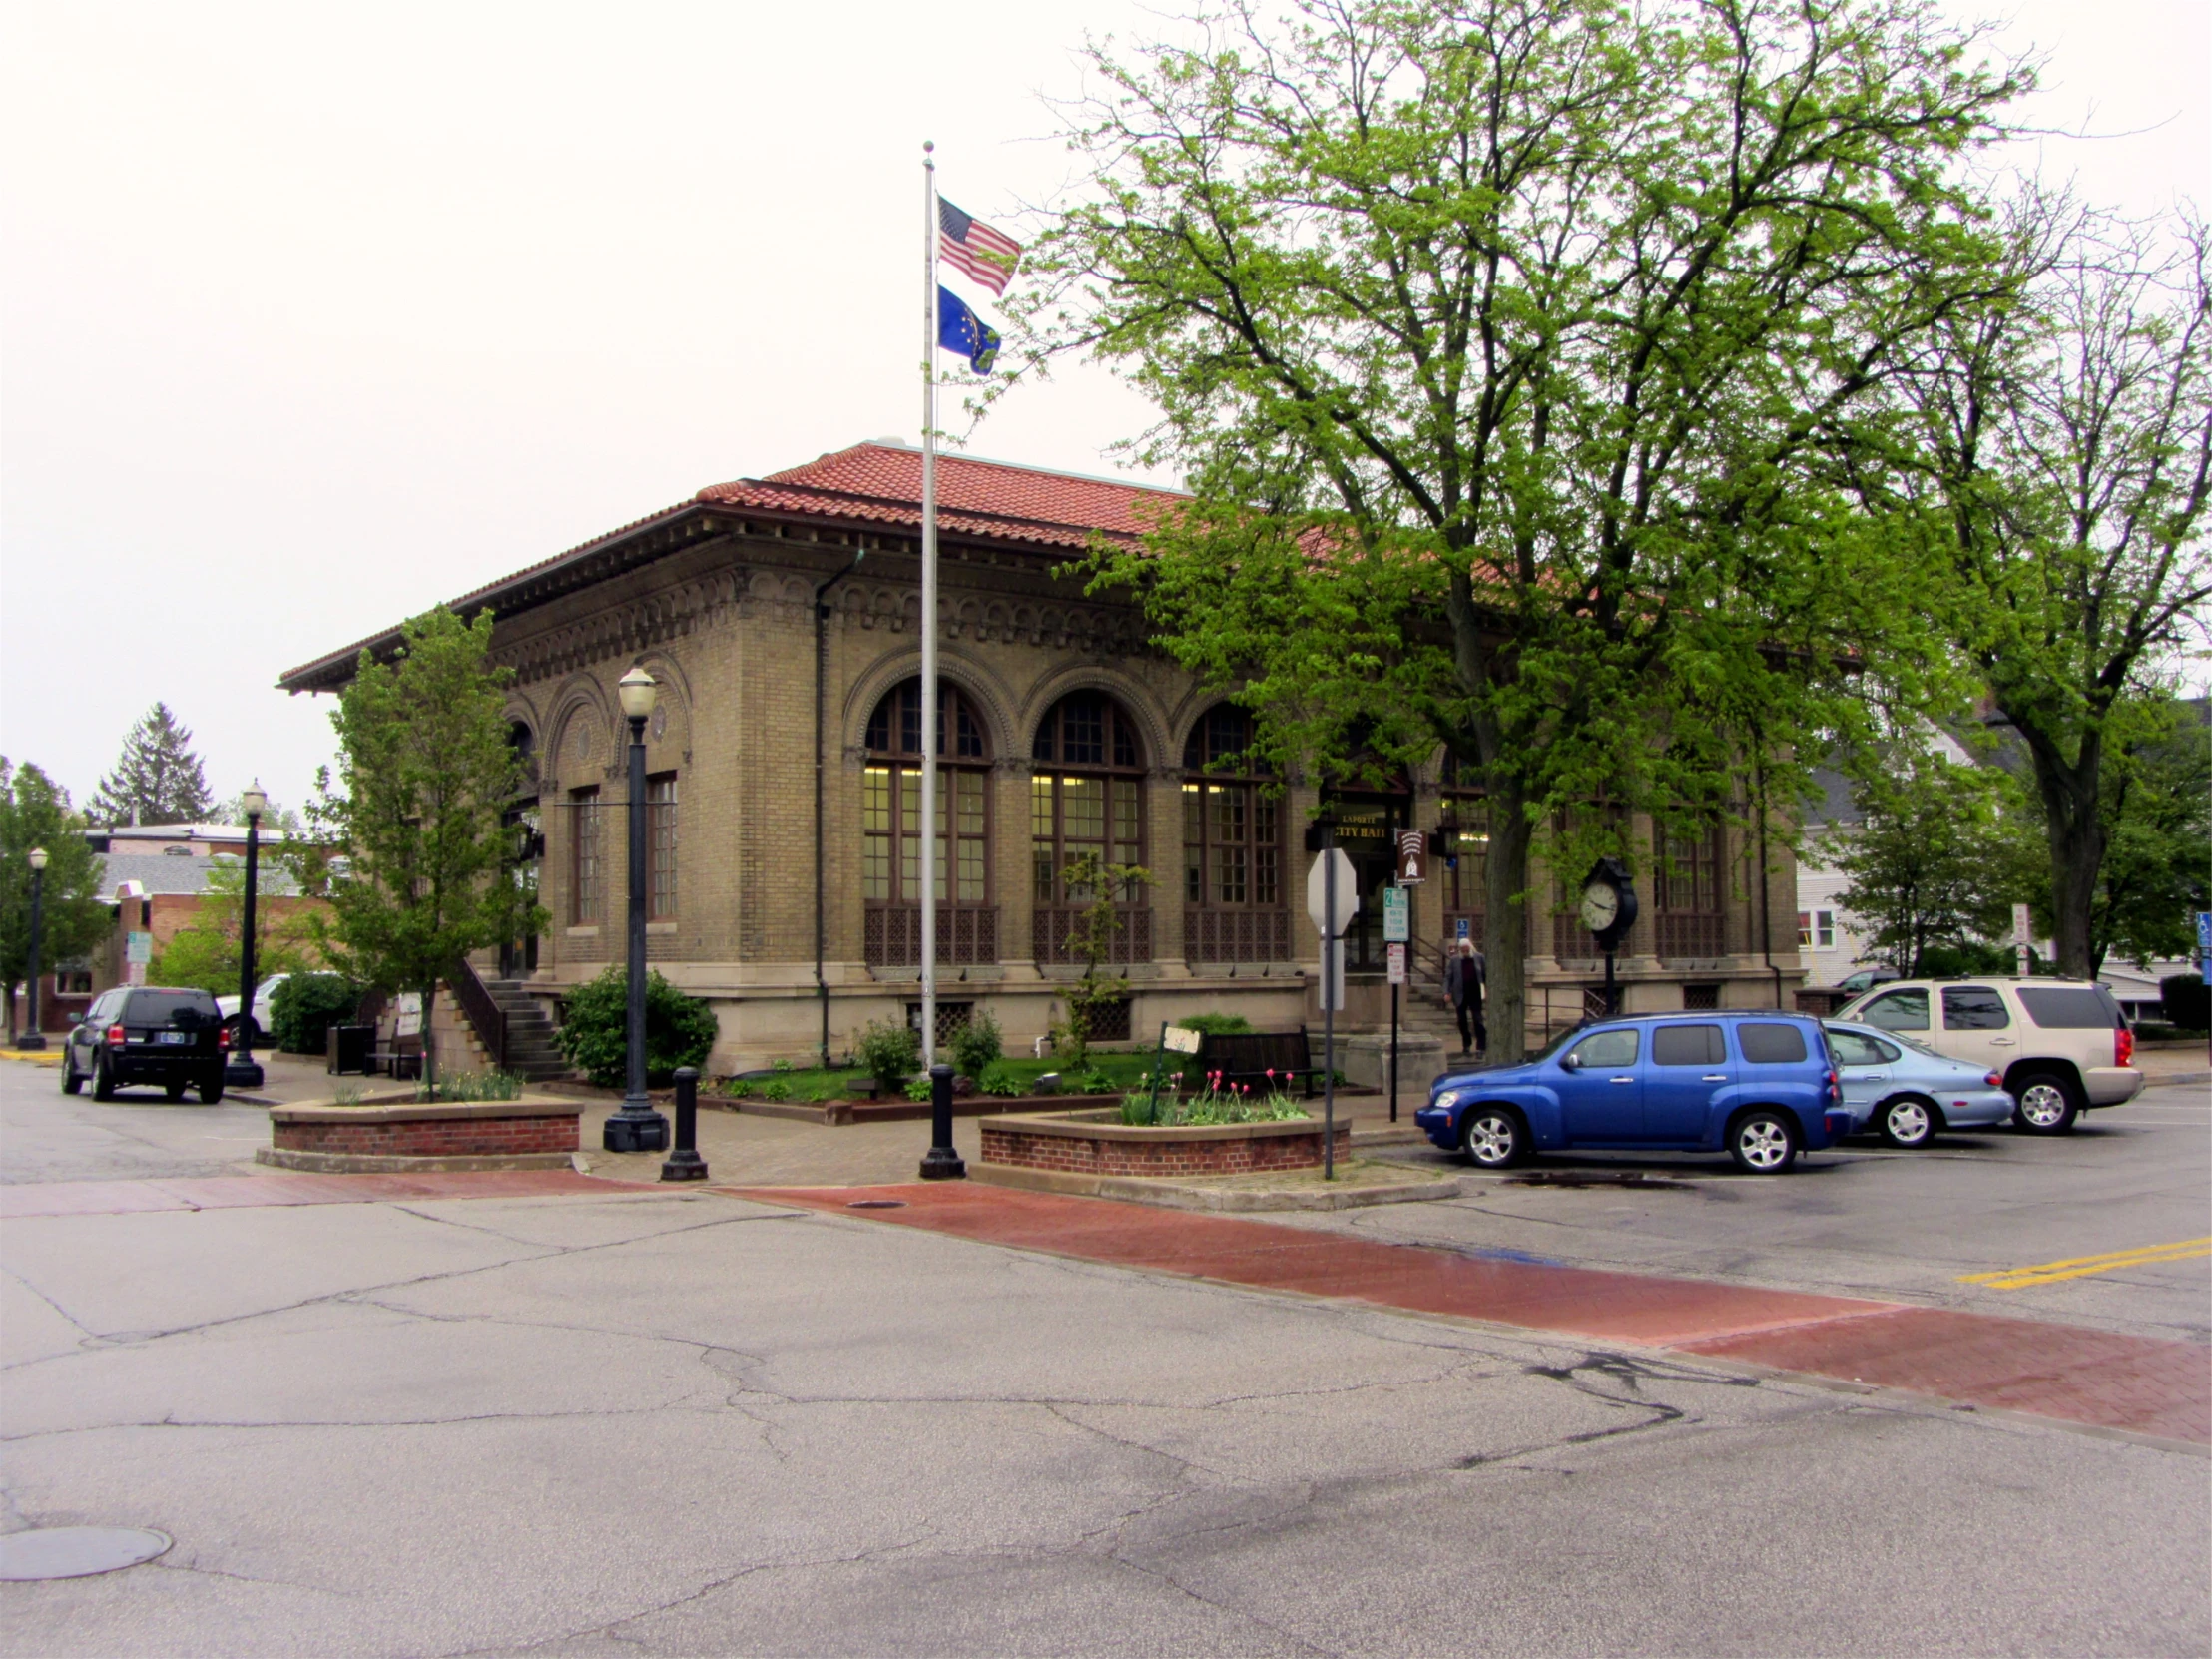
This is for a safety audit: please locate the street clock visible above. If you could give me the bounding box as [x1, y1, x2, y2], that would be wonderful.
[1579, 857, 1638, 952]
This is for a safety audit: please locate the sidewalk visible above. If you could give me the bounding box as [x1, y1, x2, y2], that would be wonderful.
[746, 1180, 2212, 1447]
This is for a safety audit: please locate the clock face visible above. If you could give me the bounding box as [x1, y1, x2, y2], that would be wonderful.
[1580, 879, 1620, 932]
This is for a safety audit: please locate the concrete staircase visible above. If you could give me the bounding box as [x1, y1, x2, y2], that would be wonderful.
[478, 979, 570, 1083]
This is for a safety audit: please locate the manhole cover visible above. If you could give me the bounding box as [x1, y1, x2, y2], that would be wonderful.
[0, 1527, 172, 1581]
[846, 1199, 907, 1210]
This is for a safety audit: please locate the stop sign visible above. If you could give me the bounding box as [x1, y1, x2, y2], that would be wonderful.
[1306, 848, 1359, 937]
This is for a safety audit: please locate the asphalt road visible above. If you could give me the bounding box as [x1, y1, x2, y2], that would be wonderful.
[2, 1060, 2207, 1656]
[1355, 1082, 2212, 1345]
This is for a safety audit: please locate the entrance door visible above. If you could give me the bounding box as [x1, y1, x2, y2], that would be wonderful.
[499, 802, 542, 980]
[1325, 796, 1407, 970]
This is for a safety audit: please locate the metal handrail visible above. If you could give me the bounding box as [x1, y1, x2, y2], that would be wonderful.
[447, 956, 508, 1071]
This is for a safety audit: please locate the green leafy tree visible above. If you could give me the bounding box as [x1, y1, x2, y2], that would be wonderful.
[88, 704, 215, 827]
[0, 760, 110, 1037]
[554, 967, 718, 1088]
[301, 607, 546, 1092]
[1894, 203, 2212, 976]
[1048, 852, 1151, 1070]
[2005, 693, 2212, 973]
[1823, 752, 2028, 974]
[1022, 0, 2024, 1057]
[149, 857, 317, 998]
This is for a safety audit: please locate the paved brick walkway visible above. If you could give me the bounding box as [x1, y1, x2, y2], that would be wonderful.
[746, 1181, 2212, 1446]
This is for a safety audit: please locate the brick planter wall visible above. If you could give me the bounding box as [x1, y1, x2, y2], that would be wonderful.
[260, 1099, 580, 1172]
[979, 1111, 1351, 1179]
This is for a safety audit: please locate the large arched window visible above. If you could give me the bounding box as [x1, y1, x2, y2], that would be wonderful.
[1031, 692, 1151, 965]
[1182, 705, 1288, 963]
[862, 679, 995, 966]
[1436, 752, 1487, 952]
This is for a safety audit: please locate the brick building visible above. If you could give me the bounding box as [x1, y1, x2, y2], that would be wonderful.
[279, 441, 1803, 1072]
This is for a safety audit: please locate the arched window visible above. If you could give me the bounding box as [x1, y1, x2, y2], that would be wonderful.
[1436, 752, 1487, 951]
[1031, 692, 1151, 965]
[1182, 706, 1288, 963]
[862, 680, 995, 966]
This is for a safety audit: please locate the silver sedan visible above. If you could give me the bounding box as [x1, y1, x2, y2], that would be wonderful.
[1823, 1021, 2016, 1149]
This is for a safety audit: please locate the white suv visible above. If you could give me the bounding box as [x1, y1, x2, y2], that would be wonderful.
[1833, 979, 2142, 1135]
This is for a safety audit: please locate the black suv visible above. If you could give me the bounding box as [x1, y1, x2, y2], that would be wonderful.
[62, 986, 229, 1103]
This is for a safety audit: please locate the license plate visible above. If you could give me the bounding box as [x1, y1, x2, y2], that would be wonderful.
[157, 1031, 190, 1045]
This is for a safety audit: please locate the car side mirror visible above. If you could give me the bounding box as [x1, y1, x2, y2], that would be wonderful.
[1559, 1052, 1579, 1072]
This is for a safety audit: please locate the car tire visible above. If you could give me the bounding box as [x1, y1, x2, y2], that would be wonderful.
[1878, 1096, 1937, 1150]
[92, 1056, 117, 1102]
[2010, 1070, 2080, 1135]
[1729, 1109, 1799, 1174]
[165, 1080, 189, 1102]
[60, 1054, 83, 1094]
[198, 1075, 225, 1105]
[1461, 1106, 1527, 1170]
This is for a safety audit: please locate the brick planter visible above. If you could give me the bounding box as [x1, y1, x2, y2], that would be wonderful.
[258, 1097, 581, 1173]
[978, 1110, 1351, 1180]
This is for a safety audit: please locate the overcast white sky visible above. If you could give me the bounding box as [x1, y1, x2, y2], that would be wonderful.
[2, 0, 2205, 816]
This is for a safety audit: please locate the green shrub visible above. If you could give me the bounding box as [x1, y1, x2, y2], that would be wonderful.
[721, 1078, 753, 1100]
[904, 1071, 933, 1102]
[272, 973, 363, 1055]
[977, 1061, 1023, 1097]
[1179, 1012, 1252, 1036]
[2160, 975, 2209, 1032]
[854, 1018, 920, 1091]
[761, 1078, 792, 1102]
[553, 967, 719, 1088]
[426, 1070, 522, 1103]
[949, 1009, 1004, 1077]
[1077, 1067, 1113, 1094]
[1121, 1087, 1307, 1127]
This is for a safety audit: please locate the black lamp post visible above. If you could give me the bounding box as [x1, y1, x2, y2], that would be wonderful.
[603, 666, 670, 1153]
[15, 847, 48, 1051]
[226, 784, 268, 1088]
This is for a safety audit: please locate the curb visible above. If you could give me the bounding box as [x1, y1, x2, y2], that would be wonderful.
[254, 1147, 579, 1175]
[969, 1160, 1464, 1212]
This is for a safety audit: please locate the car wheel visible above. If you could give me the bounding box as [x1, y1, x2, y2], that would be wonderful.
[92, 1055, 117, 1102]
[1461, 1106, 1526, 1170]
[1729, 1110, 1799, 1174]
[1878, 1096, 1936, 1150]
[164, 1080, 189, 1102]
[198, 1075, 225, 1105]
[60, 1055, 83, 1095]
[2010, 1071, 2080, 1135]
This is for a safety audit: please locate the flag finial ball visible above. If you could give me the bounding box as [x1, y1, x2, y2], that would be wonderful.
[923, 140, 934, 153]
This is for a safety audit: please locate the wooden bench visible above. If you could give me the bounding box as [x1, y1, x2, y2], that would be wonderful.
[1192, 1029, 1322, 1098]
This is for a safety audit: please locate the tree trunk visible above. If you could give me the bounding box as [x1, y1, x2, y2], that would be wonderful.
[2037, 775, 2104, 979]
[1483, 777, 1535, 1064]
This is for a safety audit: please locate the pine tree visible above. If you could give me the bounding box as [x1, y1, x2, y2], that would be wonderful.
[88, 704, 215, 827]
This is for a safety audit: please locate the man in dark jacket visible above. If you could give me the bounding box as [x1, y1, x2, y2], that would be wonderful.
[1445, 937, 1486, 1055]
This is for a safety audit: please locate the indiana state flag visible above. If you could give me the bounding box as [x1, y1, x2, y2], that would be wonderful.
[938, 286, 1001, 374]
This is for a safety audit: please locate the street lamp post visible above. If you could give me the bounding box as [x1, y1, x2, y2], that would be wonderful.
[226, 784, 268, 1089]
[603, 666, 670, 1153]
[15, 848, 48, 1051]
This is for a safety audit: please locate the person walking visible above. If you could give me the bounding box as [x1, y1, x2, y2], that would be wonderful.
[1445, 937, 1487, 1055]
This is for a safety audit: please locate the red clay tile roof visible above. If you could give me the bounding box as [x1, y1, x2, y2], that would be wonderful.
[279, 443, 1183, 691]
[697, 442, 1186, 550]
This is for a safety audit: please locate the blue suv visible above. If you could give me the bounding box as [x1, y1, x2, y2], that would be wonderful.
[1416, 1013, 1851, 1174]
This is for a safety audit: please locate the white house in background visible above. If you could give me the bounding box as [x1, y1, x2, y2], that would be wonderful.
[1793, 729, 2038, 988]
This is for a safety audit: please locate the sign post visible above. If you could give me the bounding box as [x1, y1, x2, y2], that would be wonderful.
[1150, 1022, 1203, 1122]
[1383, 887, 1408, 1123]
[1306, 840, 1358, 1178]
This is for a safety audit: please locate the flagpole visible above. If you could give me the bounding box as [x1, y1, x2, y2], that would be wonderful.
[919, 141, 939, 1069]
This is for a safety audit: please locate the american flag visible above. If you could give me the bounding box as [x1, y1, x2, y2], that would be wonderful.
[938, 199, 1022, 295]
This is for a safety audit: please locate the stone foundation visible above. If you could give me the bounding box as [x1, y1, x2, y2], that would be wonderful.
[260, 1099, 581, 1173]
[978, 1110, 1352, 1179]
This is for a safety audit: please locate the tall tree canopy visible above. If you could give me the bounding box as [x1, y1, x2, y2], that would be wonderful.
[88, 703, 215, 827]
[1021, 0, 2024, 1055]
[302, 608, 543, 1089]
[1884, 204, 2212, 976]
[0, 760, 111, 1035]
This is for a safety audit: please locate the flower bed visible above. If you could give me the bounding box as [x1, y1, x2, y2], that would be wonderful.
[978, 1108, 1350, 1180]
[259, 1097, 580, 1173]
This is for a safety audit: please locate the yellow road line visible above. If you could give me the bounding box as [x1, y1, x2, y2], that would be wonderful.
[1960, 1237, 2212, 1290]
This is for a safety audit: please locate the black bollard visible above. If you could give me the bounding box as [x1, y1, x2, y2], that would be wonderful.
[660, 1066, 708, 1182]
[917, 1062, 965, 1180]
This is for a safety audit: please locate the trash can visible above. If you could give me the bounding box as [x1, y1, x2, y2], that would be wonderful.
[326, 1024, 373, 1076]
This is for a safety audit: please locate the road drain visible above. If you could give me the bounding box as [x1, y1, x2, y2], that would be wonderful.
[846, 1199, 908, 1210]
[0, 1528, 173, 1581]
[1505, 1170, 1692, 1189]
